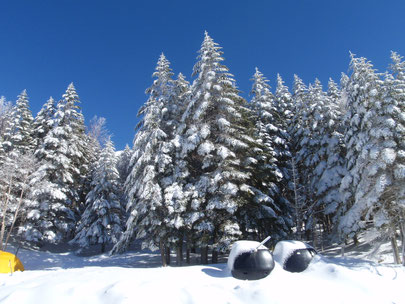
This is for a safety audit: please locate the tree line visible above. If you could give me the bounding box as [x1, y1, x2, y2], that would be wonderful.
[1, 32, 404, 265]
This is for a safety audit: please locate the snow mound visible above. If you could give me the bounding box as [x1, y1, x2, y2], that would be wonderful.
[1, 244, 405, 304]
[273, 240, 314, 265]
[227, 240, 267, 271]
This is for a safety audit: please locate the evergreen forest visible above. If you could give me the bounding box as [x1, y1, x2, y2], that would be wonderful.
[1, 32, 404, 265]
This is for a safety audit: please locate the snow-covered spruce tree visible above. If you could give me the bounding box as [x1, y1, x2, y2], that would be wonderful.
[389, 51, 405, 264]
[113, 54, 178, 266]
[341, 53, 405, 263]
[0, 96, 12, 139]
[249, 68, 277, 159]
[0, 91, 36, 238]
[0, 97, 13, 166]
[24, 83, 89, 244]
[275, 74, 294, 126]
[248, 68, 293, 241]
[1, 90, 35, 155]
[250, 69, 292, 168]
[115, 144, 132, 221]
[308, 79, 346, 241]
[116, 144, 132, 185]
[274, 74, 295, 204]
[32, 97, 56, 149]
[178, 32, 264, 263]
[0, 103, 14, 224]
[84, 116, 111, 210]
[289, 75, 310, 239]
[275, 73, 294, 159]
[159, 72, 191, 264]
[338, 54, 383, 242]
[292, 79, 329, 240]
[71, 138, 123, 253]
[62, 84, 91, 210]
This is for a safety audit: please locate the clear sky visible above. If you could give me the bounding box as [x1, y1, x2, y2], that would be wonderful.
[1, 0, 405, 150]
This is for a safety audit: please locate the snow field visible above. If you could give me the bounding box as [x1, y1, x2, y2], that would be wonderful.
[1, 246, 404, 304]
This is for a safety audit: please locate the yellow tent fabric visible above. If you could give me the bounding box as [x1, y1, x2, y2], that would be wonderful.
[0, 250, 24, 273]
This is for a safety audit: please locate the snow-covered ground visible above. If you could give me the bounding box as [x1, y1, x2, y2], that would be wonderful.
[1, 241, 404, 304]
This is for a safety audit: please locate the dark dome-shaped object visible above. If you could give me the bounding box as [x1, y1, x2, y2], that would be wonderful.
[231, 249, 275, 280]
[228, 240, 275, 281]
[283, 248, 317, 272]
[273, 240, 317, 273]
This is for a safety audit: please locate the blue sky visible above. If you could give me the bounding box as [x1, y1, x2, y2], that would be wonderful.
[1, 0, 405, 150]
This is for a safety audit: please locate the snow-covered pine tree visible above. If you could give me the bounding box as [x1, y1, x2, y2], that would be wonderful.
[0, 97, 13, 166]
[274, 73, 297, 227]
[275, 73, 294, 131]
[309, 79, 346, 240]
[294, 79, 328, 239]
[1, 90, 35, 155]
[250, 68, 277, 155]
[71, 138, 123, 253]
[32, 97, 56, 149]
[0, 91, 36, 238]
[115, 143, 132, 221]
[24, 83, 89, 244]
[289, 75, 310, 238]
[341, 52, 405, 263]
[84, 116, 110, 211]
[0, 96, 12, 138]
[0, 99, 14, 224]
[338, 54, 383, 241]
[178, 32, 261, 262]
[10, 90, 35, 154]
[247, 68, 292, 241]
[116, 144, 132, 185]
[160, 72, 191, 264]
[62, 84, 91, 209]
[113, 54, 178, 266]
[389, 51, 405, 264]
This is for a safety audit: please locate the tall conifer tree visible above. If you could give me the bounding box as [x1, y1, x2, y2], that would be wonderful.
[24, 84, 89, 243]
[338, 54, 382, 239]
[114, 54, 177, 264]
[71, 138, 123, 253]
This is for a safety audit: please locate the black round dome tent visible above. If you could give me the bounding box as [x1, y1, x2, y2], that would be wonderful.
[273, 240, 317, 273]
[228, 237, 275, 280]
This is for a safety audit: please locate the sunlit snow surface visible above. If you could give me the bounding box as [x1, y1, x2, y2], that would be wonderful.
[0, 246, 404, 304]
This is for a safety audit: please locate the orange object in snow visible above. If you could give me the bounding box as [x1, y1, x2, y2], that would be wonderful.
[0, 250, 24, 273]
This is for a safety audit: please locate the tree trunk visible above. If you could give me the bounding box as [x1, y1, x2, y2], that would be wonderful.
[312, 223, 317, 250]
[391, 236, 401, 264]
[4, 181, 26, 251]
[101, 242, 106, 253]
[0, 179, 13, 250]
[186, 247, 191, 264]
[160, 240, 167, 267]
[166, 245, 171, 265]
[212, 249, 218, 264]
[353, 234, 359, 246]
[291, 157, 303, 240]
[200, 246, 208, 264]
[176, 241, 183, 266]
[400, 222, 405, 266]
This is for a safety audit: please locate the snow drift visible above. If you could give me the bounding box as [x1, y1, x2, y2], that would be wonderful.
[0, 245, 404, 304]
